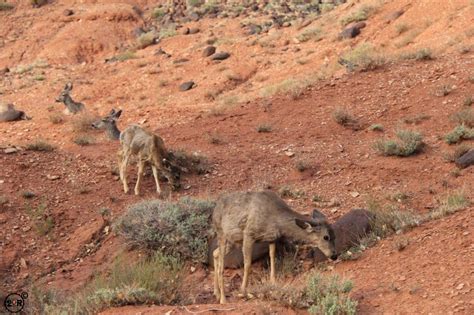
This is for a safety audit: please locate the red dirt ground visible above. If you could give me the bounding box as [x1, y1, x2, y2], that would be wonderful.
[1, 0, 473, 314]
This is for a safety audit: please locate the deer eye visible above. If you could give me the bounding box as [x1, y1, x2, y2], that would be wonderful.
[323, 235, 329, 241]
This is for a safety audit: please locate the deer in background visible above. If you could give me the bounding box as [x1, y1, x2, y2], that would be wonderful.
[56, 83, 85, 114]
[212, 190, 337, 304]
[0, 103, 30, 122]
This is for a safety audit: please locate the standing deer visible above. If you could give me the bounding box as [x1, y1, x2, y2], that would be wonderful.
[56, 82, 85, 114]
[212, 190, 337, 304]
[119, 124, 180, 195]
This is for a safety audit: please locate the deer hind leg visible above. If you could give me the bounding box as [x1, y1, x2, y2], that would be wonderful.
[151, 165, 162, 195]
[134, 158, 145, 195]
[241, 234, 254, 293]
[120, 150, 131, 194]
[217, 237, 228, 304]
[269, 242, 276, 284]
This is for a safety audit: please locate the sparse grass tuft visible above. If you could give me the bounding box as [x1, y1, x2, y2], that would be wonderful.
[375, 130, 424, 157]
[22, 191, 36, 199]
[25, 202, 54, 236]
[26, 140, 55, 152]
[463, 96, 473, 107]
[72, 113, 99, 133]
[296, 27, 322, 42]
[402, 114, 430, 125]
[341, 4, 376, 26]
[49, 113, 64, 124]
[74, 135, 95, 146]
[340, 43, 386, 71]
[115, 198, 215, 263]
[151, 7, 166, 20]
[136, 31, 157, 49]
[257, 124, 272, 133]
[395, 23, 409, 35]
[169, 149, 211, 175]
[260, 78, 309, 100]
[434, 84, 453, 97]
[0, 2, 14, 11]
[451, 108, 474, 127]
[333, 108, 358, 127]
[294, 160, 310, 172]
[443, 144, 472, 162]
[115, 51, 137, 62]
[160, 24, 177, 39]
[279, 185, 305, 199]
[429, 191, 469, 220]
[369, 124, 384, 132]
[444, 125, 474, 144]
[401, 48, 433, 61]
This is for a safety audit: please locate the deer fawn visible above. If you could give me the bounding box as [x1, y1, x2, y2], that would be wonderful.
[56, 83, 85, 114]
[212, 190, 337, 304]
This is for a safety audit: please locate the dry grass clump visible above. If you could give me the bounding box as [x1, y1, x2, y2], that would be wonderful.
[333, 108, 359, 129]
[451, 108, 474, 127]
[71, 113, 100, 133]
[443, 144, 472, 162]
[340, 43, 386, 71]
[341, 4, 377, 26]
[26, 139, 55, 152]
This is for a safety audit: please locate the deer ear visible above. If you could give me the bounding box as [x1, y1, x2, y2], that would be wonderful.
[295, 219, 313, 232]
[65, 82, 73, 91]
[114, 110, 122, 118]
[109, 109, 116, 115]
[312, 209, 327, 221]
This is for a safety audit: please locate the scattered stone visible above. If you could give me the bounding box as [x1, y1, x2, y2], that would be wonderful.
[47, 175, 60, 180]
[350, 191, 360, 198]
[188, 27, 200, 34]
[202, 46, 216, 57]
[4, 147, 18, 154]
[340, 26, 361, 39]
[189, 12, 200, 21]
[173, 58, 189, 64]
[0, 67, 9, 75]
[181, 27, 190, 35]
[285, 151, 295, 157]
[247, 24, 262, 35]
[63, 9, 74, 16]
[211, 52, 230, 61]
[456, 283, 465, 290]
[20, 258, 27, 269]
[455, 149, 474, 169]
[179, 81, 195, 91]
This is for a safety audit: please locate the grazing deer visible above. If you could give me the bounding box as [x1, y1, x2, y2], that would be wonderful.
[0, 103, 30, 122]
[91, 108, 122, 140]
[56, 83, 85, 114]
[119, 124, 180, 195]
[212, 190, 337, 304]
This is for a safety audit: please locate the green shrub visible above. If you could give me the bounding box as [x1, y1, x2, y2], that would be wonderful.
[444, 125, 474, 144]
[115, 198, 215, 263]
[296, 27, 322, 42]
[307, 273, 357, 315]
[341, 5, 376, 26]
[443, 144, 471, 162]
[401, 48, 433, 61]
[375, 130, 424, 156]
[136, 31, 157, 49]
[369, 124, 384, 132]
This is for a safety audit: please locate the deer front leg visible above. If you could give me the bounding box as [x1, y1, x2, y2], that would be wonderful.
[269, 242, 276, 284]
[121, 152, 130, 194]
[151, 165, 162, 195]
[241, 235, 254, 293]
[218, 238, 227, 304]
[134, 159, 145, 195]
[213, 248, 220, 301]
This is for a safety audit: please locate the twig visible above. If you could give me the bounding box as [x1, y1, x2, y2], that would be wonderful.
[181, 306, 236, 314]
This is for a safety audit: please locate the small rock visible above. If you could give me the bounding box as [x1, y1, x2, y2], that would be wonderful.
[63, 9, 74, 16]
[350, 191, 360, 198]
[20, 258, 27, 269]
[179, 81, 195, 91]
[285, 151, 295, 157]
[340, 26, 361, 39]
[211, 52, 230, 61]
[188, 27, 200, 34]
[0, 67, 9, 75]
[456, 283, 464, 290]
[181, 27, 190, 35]
[4, 148, 18, 154]
[189, 12, 200, 21]
[202, 46, 216, 57]
[47, 175, 60, 180]
[247, 24, 262, 35]
[190, 266, 196, 273]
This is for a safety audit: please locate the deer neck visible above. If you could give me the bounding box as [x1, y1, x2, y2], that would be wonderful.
[107, 123, 121, 140]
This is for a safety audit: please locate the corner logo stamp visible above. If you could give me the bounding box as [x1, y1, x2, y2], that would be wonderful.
[3, 292, 28, 313]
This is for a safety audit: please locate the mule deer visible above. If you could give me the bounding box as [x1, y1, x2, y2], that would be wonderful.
[119, 124, 180, 195]
[91, 108, 122, 140]
[0, 103, 30, 122]
[212, 190, 337, 304]
[56, 83, 85, 114]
